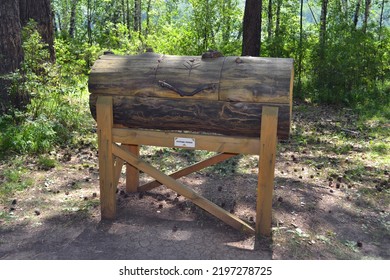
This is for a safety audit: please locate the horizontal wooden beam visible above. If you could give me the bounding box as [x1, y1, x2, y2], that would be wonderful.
[112, 143, 255, 234]
[138, 153, 237, 192]
[112, 128, 260, 155]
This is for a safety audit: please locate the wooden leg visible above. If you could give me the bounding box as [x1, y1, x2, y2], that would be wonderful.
[124, 144, 139, 193]
[96, 96, 116, 220]
[256, 106, 279, 237]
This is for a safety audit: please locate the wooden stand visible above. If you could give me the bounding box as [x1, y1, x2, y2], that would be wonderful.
[96, 95, 279, 237]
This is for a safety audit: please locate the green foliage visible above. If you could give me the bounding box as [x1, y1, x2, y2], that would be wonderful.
[0, 159, 33, 199]
[38, 156, 57, 170]
[0, 21, 94, 157]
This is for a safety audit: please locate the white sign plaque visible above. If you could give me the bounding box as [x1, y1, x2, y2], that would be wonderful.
[174, 137, 196, 148]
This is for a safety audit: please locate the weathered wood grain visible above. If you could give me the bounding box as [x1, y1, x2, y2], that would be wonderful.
[90, 95, 290, 139]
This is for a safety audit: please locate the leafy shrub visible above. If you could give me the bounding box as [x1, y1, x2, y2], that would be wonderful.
[0, 20, 94, 157]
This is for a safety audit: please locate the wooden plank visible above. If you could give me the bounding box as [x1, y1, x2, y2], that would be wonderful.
[256, 106, 279, 237]
[96, 96, 116, 219]
[112, 144, 255, 234]
[113, 157, 124, 188]
[124, 144, 139, 193]
[112, 128, 260, 155]
[139, 153, 237, 192]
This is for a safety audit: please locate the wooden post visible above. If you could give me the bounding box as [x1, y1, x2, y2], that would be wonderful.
[124, 144, 139, 192]
[256, 106, 279, 237]
[96, 96, 116, 219]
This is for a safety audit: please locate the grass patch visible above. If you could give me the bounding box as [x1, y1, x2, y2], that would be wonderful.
[38, 156, 57, 170]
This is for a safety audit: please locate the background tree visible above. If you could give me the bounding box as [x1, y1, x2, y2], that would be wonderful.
[242, 0, 262, 56]
[0, 0, 24, 112]
[19, 0, 55, 61]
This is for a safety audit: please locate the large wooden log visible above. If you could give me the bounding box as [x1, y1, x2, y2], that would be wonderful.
[88, 53, 293, 139]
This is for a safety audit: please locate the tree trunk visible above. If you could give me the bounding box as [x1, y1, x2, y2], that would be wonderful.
[87, 0, 92, 45]
[363, 0, 371, 33]
[19, 0, 55, 62]
[121, 0, 126, 25]
[126, 0, 131, 32]
[134, 0, 141, 33]
[319, 0, 328, 56]
[273, 0, 282, 56]
[378, 0, 385, 41]
[69, 0, 78, 38]
[242, 0, 262, 56]
[267, 0, 273, 40]
[297, 0, 304, 93]
[353, 0, 362, 29]
[145, 0, 152, 38]
[0, 0, 24, 112]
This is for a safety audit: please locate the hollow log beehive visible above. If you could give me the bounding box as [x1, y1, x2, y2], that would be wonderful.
[89, 52, 294, 139]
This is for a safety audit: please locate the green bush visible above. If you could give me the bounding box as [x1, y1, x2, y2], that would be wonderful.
[0, 20, 94, 157]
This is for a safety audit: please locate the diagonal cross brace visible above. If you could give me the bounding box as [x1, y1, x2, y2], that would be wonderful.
[111, 143, 255, 234]
[138, 152, 237, 192]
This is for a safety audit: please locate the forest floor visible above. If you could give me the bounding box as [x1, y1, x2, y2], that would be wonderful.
[0, 101, 389, 260]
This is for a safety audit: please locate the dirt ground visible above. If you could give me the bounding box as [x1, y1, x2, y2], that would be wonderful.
[0, 102, 389, 259]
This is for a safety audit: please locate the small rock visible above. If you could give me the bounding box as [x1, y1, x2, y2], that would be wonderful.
[34, 210, 41, 216]
[330, 189, 334, 193]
